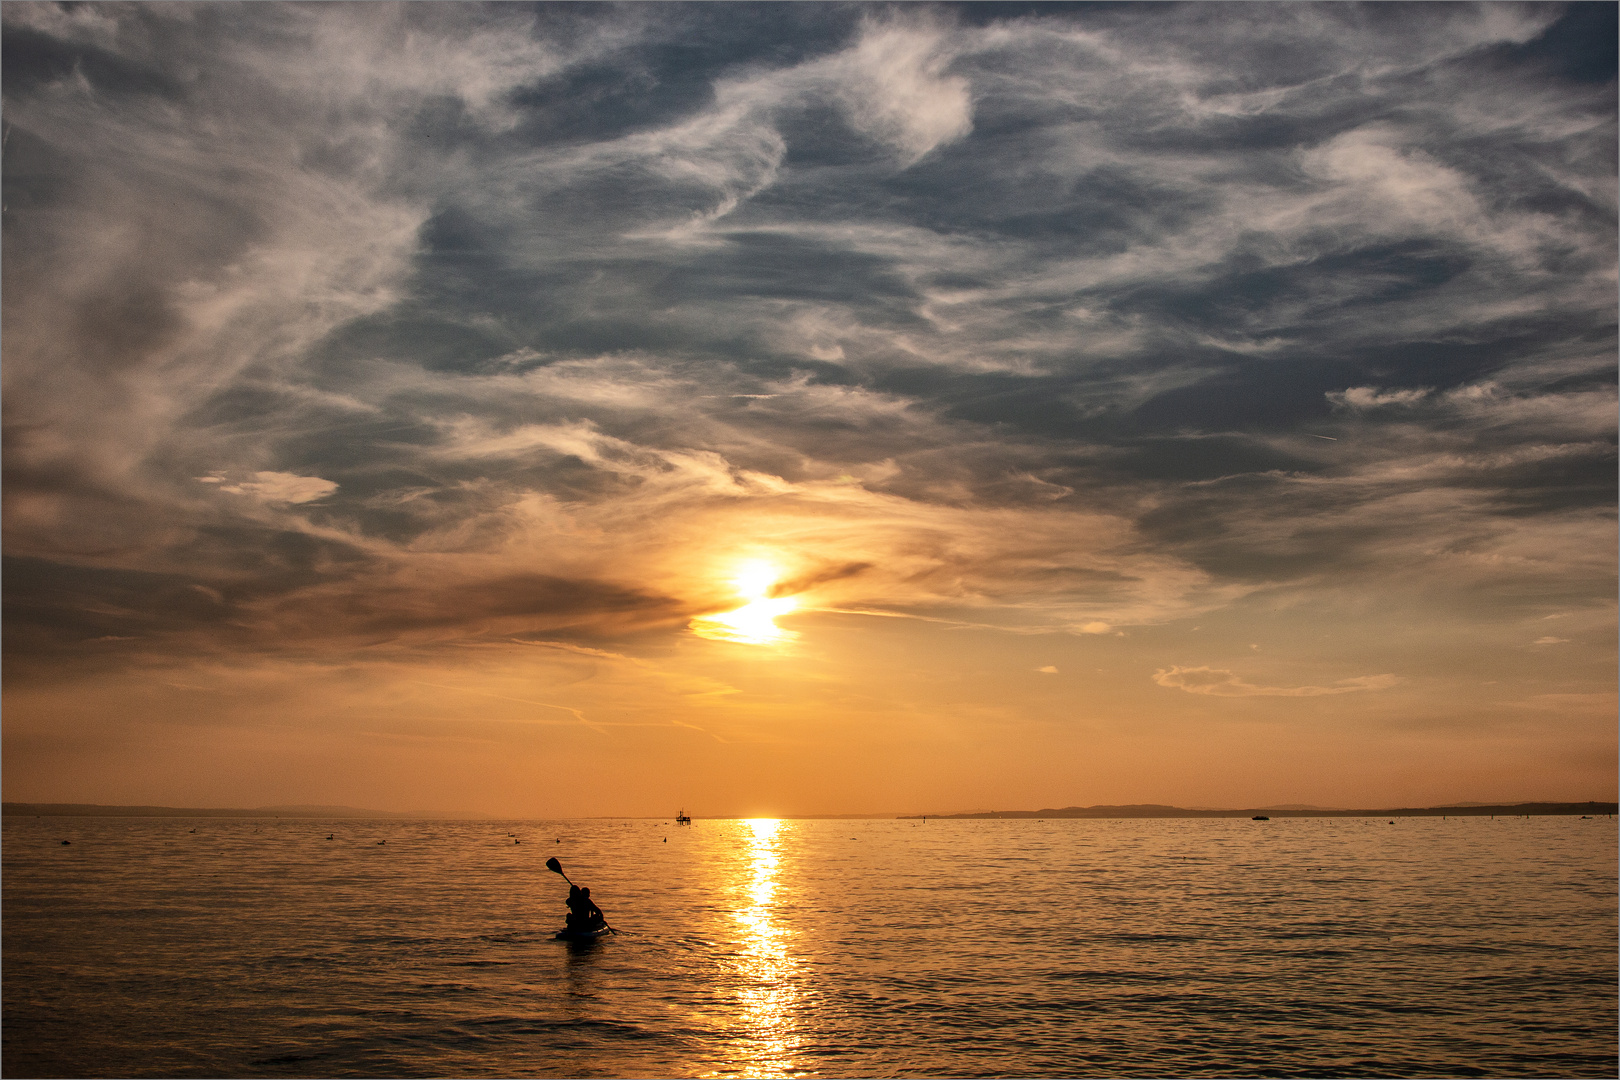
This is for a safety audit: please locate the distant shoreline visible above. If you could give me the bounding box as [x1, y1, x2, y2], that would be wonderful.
[902, 801, 1617, 819]
[3, 800, 1614, 820]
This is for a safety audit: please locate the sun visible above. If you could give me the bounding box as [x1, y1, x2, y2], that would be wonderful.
[690, 562, 800, 645]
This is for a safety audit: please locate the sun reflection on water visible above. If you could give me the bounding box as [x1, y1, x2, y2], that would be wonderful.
[720, 818, 802, 1077]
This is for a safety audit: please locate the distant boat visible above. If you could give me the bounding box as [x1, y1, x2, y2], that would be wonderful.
[1251, 815, 1270, 821]
[675, 809, 692, 825]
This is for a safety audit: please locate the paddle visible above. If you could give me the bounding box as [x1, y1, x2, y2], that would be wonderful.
[545, 857, 618, 935]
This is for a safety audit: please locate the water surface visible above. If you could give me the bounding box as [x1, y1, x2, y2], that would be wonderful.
[4, 815, 1615, 1077]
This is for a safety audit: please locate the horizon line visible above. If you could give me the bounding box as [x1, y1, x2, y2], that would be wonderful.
[5, 799, 1615, 820]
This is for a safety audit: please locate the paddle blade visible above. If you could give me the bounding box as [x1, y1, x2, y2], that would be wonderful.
[545, 857, 563, 875]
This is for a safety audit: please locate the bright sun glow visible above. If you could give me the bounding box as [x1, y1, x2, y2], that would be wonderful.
[735, 562, 778, 601]
[690, 563, 799, 645]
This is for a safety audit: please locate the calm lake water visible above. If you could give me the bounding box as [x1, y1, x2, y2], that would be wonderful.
[3, 815, 1615, 1078]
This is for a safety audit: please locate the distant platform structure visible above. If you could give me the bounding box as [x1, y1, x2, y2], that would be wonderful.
[675, 809, 692, 825]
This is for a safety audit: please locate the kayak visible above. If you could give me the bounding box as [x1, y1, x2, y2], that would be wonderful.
[554, 924, 611, 942]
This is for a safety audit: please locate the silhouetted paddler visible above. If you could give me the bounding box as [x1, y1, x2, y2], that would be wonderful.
[564, 885, 605, 933]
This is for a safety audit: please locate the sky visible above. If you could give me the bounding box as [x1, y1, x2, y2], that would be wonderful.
[3, 1, 1615, 817]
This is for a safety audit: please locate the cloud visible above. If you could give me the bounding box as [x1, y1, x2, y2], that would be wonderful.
[768, 562, 873, 598]
[2, 2, 1612, 676]
[1327, 387, 1432, 410]
[1153, 666, 1401, 697]
[205, 472, 338, 506]
[828, 17, 974, 163]
[511, 639, 634, 661]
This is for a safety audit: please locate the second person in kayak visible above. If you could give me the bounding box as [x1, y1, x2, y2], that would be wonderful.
[565, 884, 605, 932]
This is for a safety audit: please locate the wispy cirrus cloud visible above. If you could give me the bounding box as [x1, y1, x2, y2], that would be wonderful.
[1154, 666, 1400, 698]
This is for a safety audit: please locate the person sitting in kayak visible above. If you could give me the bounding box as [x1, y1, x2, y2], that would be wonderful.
[564, 885, 605, 932]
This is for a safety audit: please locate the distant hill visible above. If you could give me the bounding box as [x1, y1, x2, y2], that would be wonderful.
[907, 801, 1616, 819]
[1, 802, 481, 819]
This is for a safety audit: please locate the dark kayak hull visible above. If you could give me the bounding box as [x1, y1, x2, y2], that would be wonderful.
[554, 925, 610, 942]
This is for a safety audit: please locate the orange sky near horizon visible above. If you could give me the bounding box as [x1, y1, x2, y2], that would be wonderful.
[7, 551, 1613, 817]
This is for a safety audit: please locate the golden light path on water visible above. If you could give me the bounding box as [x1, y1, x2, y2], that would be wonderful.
[722, 818, 801, 1077]
[689, 563, 799, 646]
